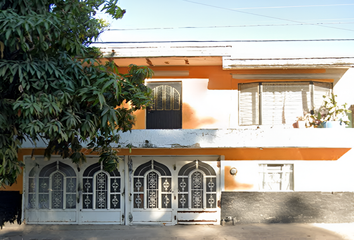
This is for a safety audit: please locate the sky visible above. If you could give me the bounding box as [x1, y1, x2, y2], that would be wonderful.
[94, 0, 354, 57]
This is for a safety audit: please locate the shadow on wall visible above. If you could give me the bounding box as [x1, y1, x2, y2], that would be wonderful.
[182, 103, 217, 129]
[268, 196, 319, 223]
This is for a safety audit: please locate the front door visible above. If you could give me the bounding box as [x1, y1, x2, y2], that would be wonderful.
[146, 82, 182, 129]
[130, 157, 220, 225]
[79, 161, 124, 224]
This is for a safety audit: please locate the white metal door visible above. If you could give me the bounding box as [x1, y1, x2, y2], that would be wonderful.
[176, 160, 219, 224]
[129, 157, 220, 225]
[25, 157, 78, 224]
[79, 160, 124, 224]
[131, 158, 174, 224]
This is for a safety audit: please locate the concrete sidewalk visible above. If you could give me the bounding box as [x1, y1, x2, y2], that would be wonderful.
[1, 223, 354, 240]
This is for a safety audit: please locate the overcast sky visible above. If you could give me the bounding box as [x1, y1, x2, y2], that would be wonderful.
[94, 0, 354, 57]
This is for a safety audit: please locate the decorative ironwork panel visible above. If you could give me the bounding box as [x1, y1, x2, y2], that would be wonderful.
[96, 172, 107, 190]
[39, 178, 49, 193]
[28, 194, 36, 209]
[66, 178, 76, 192]
[38, 194, 49, 209]
[66, 194, 76, 209]
[134, 194, 144, 208]
[147, 172, 159, 208]
[96, 172, 108, 209]
[110, 194, 120, 209]
[178, 177, 188, 192]
[83, 178, 93, 193]
[96, 191, 107, 209]
[28, 177, 36, 209]
[191, 190, 203, 208]
[162, 194, 171, 208]
[206, 177, 216, 192]
[83, 194, 93, 209]
[191, 171, 203, 208]
[206, 194, 216, 208]
[110, 178, 120, 193]
[161, 178, 171, 192]
[178, 194, 188, 208]
[192, 172, 203, 190]
[134, 178, 144, 192]
[29, 178, 36, 192]
[51, 172, 64, 209]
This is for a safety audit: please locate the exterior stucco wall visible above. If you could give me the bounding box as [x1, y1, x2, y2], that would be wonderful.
[222, 147, 354, 192]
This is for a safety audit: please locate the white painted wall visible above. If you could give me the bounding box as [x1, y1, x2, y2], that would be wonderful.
[222, 148, 354, 192]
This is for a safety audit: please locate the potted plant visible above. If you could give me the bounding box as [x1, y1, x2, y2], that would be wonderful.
[310, 93, 351, 128]
[294, 113, 312, 128]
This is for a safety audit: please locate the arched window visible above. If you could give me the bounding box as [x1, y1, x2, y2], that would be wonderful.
[82, 162, 121, 209]
[28, 161, 76, 209]
[133, 160, 172, 209]
[178, 160, 217, 209]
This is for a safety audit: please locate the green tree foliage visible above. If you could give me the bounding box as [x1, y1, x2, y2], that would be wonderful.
[0, 0, 153, 187]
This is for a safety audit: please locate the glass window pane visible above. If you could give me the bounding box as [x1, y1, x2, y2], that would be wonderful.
[83, 178, 93, 193]
[38, 194, 49, 209]
[162, 194, 171, 208]
[161, 178, 171, 192]
[52, 172, 64, 209]
[206, 194, 216, 208]
[110, 178, 120, 193]
[66, 178, 76, 193]
[134, 194, 144, 208]
[206, 177, 216, 192]
[178, 177, 188, 192]
[110, 194, 120, 209]
[66, 194, 76, 209]
[178, 194, 188, 208]
[28, 194, 36, 209]
[39, 178, 49, 193]
[83, 194, 93, 209]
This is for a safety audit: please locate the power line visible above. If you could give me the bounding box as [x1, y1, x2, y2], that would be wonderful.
[107, 22, 354, 31]
[181, 0, 354, 33]
[231, 3, 354, 10]
[92, 39, 354, 44]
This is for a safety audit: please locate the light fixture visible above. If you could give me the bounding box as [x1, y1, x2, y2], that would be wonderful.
[230, 167, 238, 175]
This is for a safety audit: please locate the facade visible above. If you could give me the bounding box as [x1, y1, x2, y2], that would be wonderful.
[2, 42, 354, 225]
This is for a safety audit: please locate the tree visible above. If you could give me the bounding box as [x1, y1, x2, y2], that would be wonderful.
[0, 0, 153, 187]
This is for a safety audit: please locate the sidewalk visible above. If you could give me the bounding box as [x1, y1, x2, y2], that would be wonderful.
[1, 222, 354, 240]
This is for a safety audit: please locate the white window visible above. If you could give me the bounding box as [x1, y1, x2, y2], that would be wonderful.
[259, 164, 294, 191]
[239, 82, 332, 126]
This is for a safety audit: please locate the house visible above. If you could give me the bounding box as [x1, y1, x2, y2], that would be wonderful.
[1, 41, 354, 225]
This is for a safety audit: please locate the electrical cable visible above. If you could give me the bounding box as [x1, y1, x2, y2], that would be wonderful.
[181, 0, 354, 32]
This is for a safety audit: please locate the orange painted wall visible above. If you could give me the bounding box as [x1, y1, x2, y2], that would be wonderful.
[117, 147, 350, 161]
[0, 149, 45, 193]
[224, 165, 254, 191]
[125, 66, 330, 130]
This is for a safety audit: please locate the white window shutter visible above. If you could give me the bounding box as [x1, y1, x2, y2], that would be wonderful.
[239, 83, 259, 125]
[262, 83, 311, 126]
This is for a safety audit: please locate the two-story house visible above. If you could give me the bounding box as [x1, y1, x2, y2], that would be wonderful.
[2, 41, 354, 225]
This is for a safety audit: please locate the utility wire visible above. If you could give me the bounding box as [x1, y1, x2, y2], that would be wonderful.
[181, 0, 354, 33]
[231, 3, 354, 10]
[92, 39, 354, 44]
[107, 22, 354, 31]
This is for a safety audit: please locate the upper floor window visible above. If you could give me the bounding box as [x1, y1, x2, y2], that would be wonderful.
[239, 82, 332, 126]
[146, 82, 182, 129]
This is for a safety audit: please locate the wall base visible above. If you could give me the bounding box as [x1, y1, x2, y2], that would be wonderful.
[221, 191, 354, 224]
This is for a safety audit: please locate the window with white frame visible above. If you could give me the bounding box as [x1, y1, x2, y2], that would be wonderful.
[239, 82, 332, 126]
[259, 164, 294, 191]
[28, 161, 77, 209]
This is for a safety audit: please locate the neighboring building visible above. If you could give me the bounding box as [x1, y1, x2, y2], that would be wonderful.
[2, 41, 354, 225]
